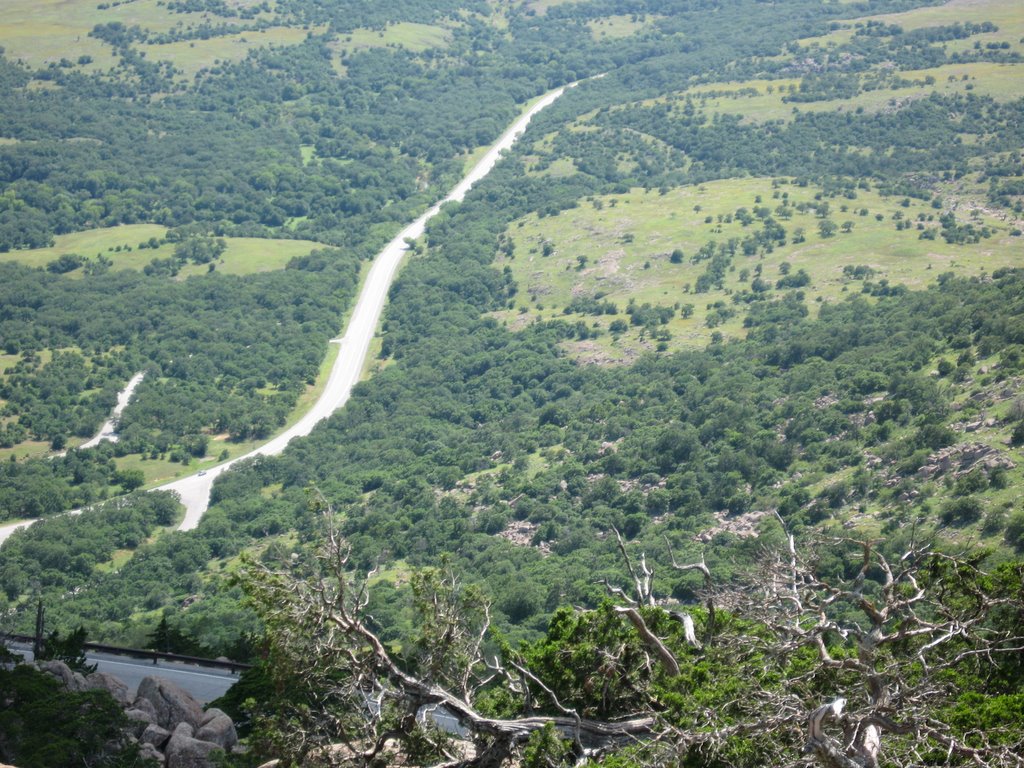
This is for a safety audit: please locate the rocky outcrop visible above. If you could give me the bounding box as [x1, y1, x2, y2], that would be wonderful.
[36, 660, 87, 692]
[136, 676, 205, 731]
[83, 671, 131, 706]
[165, 722, 223, 768]
[126, 695, 159, 737]
[141, 723, 173, 750]
[916, 441, 1015, 480]
[139, 742, 167, 765]
[196, 708, 238, 751]
[30, 661, 238, 768]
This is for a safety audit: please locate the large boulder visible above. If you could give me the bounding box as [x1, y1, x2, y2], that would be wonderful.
[141, 723, 173, 750]
[136, 676, 205, 730]
[139, 742, 166, 765]
[165, 722, 223, 768]
[125, 701, 157, 738]
[36, 660, 87, 692]
[195, 708, 238, 750]
[83, 670, 131, 706]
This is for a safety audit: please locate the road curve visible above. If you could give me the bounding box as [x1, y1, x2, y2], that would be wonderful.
[0, 84, 575, 547]
[164, 83, 576, 531]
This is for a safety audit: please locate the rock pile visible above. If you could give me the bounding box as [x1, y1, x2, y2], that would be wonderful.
[35, 661, 238, 767]
[916, 441, 1016, 480]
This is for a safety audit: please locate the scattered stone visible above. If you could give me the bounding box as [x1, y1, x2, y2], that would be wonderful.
[139, 742, 166, 765]
[497, 519, 539, 548]
[917, 442, 1016, 480]
[697, 508, 770, 542]
[130, 696, 159, 722]
[125, 707, 157, 739]
[814, 394, 838, 409]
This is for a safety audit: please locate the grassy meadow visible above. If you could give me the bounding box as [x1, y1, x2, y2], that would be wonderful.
[492, 178, 1022, 363]
[140, 25, 319, 81]
[0, 224, 326, 276]
[503, 0, 1024, 364]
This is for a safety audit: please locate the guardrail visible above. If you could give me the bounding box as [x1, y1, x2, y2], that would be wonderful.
[3, 633, 252, 674]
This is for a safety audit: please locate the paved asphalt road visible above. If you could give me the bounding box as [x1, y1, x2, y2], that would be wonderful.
[13, 644, 237, 704]
[0, 81, 577, 547]
[160, 81, 577, 531]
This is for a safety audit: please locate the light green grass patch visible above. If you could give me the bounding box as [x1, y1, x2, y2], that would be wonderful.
[493, 178, 1022, 362]
[0, 0, 195, 71]
[524, 0, 578, 16]
[180, 236, 326, 276]
[653, 57, 1021, 127]
[587, 14, 659, 40]
[0, 353, 21, 375]
[369, 559, 412, 587]
[0, 440, 54, 463]
[140, 26, 318, 81]
[115, 453, 195, 487]
[0, 224, 169, 271]
[800, 0, 1024, 55]
[1, 225, 326, 276]
[95, 548, 136, 574]
[330, 21, 452, 68]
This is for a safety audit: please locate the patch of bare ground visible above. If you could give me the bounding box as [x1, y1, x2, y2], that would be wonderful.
[696, 508, 772, 542]
[560, 339, 641, 366]
[496, 519, 552, 555]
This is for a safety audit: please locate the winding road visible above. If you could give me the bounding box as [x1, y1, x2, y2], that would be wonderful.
[0, 82, 575, 546]
[165, 82, 574, 530]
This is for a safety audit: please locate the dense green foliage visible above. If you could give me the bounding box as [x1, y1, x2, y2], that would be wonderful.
[0, 664, 148, 768]
[1, 0, 1023, 762]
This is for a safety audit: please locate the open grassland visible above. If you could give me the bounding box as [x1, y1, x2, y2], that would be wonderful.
[0, 0, 285, 78]
[0, 225, 325, 276]
[329, 21, 452, 73]
[799, 0, 1024, 54]
[0, 0, 270, 71]
[523, 0, 578, 16]
[587, 15, 659, 40]
[645, 59, 1022, 125]
[491, 178, 1022, 364]
[607, 0, 1023, 127]
[140, 25, 317, 81]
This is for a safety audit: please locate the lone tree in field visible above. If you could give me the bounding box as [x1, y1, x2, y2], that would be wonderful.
[237, 507, 1024, 767]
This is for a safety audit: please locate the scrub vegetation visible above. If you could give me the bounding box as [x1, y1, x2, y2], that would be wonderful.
[1, 0, 1023, 765]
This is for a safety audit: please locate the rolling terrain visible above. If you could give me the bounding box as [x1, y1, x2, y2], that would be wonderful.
[1, 0, 1023, 765]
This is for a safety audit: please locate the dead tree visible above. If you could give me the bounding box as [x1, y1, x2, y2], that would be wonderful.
[717, 537, 1024, 768]
[240, 511, 655, 768]
[242, 506, 1023, 768]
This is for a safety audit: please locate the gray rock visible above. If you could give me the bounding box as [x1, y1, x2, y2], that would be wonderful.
[141, 723, 173, 749]
[166, 722, 223, 768]
[125, 707, 157, 739]
[139, 742, 166, 765]
[83, 671, 131, 706]
[136, 676, 205, 730]
[195, 711, 238, 750]
[199, 707, 226, 727]
[130, 695, 159, 721]
[36, 660, 87, 692]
